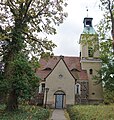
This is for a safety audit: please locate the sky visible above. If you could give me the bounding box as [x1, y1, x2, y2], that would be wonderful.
[48, 0, 103, 57]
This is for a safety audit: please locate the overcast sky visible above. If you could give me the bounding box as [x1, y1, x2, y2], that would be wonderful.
[48, 0, 103, 57]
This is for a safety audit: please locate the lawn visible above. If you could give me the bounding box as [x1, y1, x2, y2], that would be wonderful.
[0, 104, 50, 120]
[67, 104, 114, 120]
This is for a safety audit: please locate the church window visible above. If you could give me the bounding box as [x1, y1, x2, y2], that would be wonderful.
[89, 69, 93, 74]
[41, 83, 45, 93]
[88, 47, 93, 57]
[92, 92, 95, 95]
[80, 52, 81, 57]
[75, 83, 81, 95]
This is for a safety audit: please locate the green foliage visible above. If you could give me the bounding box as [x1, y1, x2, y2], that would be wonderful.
[99, 0, 114, 31]
[67, 105, 114, 120]
[95, 0, 114, 92]
[0, 72, 8, 93]
[0, 53, 40, 104]
[94, 40, 114, 92]
[100, 62, 114, 91]
[67, 106, 81, 120]
[97, 15, 111, 41]
[80, 34, 99, 53]
[0, 104, 50, 120]
[0, 0, 68, 59]
[0, 0, 68, 110]
[9, 53, 39, 99]
[103, 90, 114, 104]
[100, 40, 113, 62]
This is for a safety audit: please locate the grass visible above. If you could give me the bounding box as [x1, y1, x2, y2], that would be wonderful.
[67, 104, 114, 120]
[0, 104, 50, 120]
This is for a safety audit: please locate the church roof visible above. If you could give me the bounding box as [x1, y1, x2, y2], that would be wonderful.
[36, 56, 88, 81]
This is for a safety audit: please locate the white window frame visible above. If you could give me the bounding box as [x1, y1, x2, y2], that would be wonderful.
[75, 83, 81, 95]
[39, 82, 45, 93]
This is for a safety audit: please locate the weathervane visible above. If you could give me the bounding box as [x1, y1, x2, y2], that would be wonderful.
[86, 6, 88, 17]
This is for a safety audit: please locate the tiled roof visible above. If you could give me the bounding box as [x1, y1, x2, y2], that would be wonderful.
[36, 56, 88, 80]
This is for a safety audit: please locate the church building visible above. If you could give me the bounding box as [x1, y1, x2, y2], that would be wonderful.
[36, 17, 103, 109]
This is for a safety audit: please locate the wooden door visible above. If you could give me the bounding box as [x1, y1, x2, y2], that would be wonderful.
[55, 94, 64, 109]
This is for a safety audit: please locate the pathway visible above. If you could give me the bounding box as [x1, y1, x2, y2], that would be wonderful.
[50, 109, 68, 120]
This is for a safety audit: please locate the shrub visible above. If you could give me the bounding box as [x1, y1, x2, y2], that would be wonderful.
[67, 105, 81, 120]
[67, 105, 114, 120]
[0, 104, 50, 120]
[103, 90, 114, 104]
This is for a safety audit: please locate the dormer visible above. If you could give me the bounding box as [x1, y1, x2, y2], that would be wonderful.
[43, 67, 52, 70]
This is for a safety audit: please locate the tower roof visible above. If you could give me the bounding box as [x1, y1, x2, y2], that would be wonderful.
[82, 17, 96, 34]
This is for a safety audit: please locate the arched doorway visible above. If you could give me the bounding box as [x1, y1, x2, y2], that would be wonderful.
[54, 90, 65, 109]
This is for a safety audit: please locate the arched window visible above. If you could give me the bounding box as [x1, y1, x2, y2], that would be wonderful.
[88, 47, 93, 57]
[75, 83, 81, 95]
[89, 69, 93, 75]
[38, 83, 45, 93]
[80, 52, 81, 57]
[42, 83, 45, 93]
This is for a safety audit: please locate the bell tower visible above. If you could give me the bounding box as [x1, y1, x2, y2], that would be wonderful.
[80, 17, 100, 59]
[79, 17, 103, 104]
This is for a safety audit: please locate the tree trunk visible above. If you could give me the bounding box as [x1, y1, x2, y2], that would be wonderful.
[3, 47, 19, 111]
[3, 24, 23, 111]
[112, 30, 114, 52]
[108, 0, 114, 53]
[3, 16, 24, 111]
[6, 89, 18, 111]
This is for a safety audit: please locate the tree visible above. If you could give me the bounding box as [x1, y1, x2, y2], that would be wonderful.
[100, 0, 114, 51]
[98, 40, 114, 91]
[0, 0, 67, 111]
[94, 0, 114, 92]
[4, 53, 40, 111]
[93, 39, 114, 91]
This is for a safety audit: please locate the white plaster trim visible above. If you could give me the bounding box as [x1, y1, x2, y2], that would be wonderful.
[80, 59, 102, 63]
